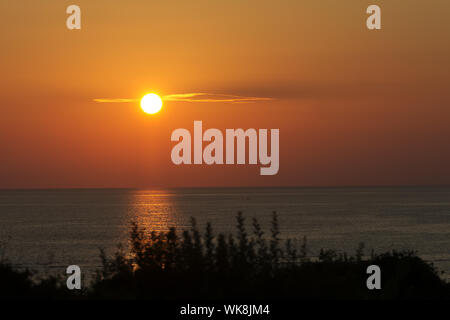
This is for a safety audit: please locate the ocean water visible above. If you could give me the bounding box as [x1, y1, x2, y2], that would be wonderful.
[0, 187, 449, 281]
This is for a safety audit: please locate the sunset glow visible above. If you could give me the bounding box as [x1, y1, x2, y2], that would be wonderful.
[1, 0, 450, 189]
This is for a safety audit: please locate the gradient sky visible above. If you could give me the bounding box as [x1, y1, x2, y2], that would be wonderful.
[1, 0, 449, 188]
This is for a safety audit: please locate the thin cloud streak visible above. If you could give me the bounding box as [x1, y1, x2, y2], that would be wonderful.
[163, 93, 274, 103]
[93, 93, 274, 104]
[93, 98, 138, 103]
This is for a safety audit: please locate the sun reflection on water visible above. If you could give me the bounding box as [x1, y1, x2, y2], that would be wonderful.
[126, 189, 179, 233]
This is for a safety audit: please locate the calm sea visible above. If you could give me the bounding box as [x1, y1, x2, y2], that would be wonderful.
[0, 187, 449, 280]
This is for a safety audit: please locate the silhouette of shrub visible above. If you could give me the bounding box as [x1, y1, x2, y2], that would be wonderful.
[89, 213, 450, 300]
[0, 261, 78, 299]
[0, 213, 448, 299]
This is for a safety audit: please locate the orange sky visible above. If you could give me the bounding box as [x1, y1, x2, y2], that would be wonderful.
[0, 0, 449, 188]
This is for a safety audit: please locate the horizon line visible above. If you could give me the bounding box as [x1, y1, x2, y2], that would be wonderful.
[1, 184, 449, 191]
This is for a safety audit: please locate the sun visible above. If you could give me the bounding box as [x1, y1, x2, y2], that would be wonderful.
[140, 93, 163, 114]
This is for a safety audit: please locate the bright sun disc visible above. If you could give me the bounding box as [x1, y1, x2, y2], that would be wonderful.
[140, 93, 163, 114]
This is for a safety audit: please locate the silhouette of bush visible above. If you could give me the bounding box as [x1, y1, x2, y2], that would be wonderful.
[0, 260, 76, 300]
[88, 212, 450, 300]
[0, 212, 448, 299]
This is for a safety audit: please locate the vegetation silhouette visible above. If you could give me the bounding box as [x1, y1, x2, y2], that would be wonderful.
[0, 212, 449, 299]
[89, 212, 449, 300]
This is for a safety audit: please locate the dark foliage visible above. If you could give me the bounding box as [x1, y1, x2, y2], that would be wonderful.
[0, 212, 448, 299]
[89, 212, 450, 300]
[0, 261, 79, 299]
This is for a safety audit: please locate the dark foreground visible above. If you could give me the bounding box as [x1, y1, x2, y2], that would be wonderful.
[1, 213, 449, 300]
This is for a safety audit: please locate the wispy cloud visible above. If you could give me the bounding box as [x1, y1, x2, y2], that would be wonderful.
[162, 93, 273, 103]
[93, 93, 273, 104]
[93, 98, 138, 103]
